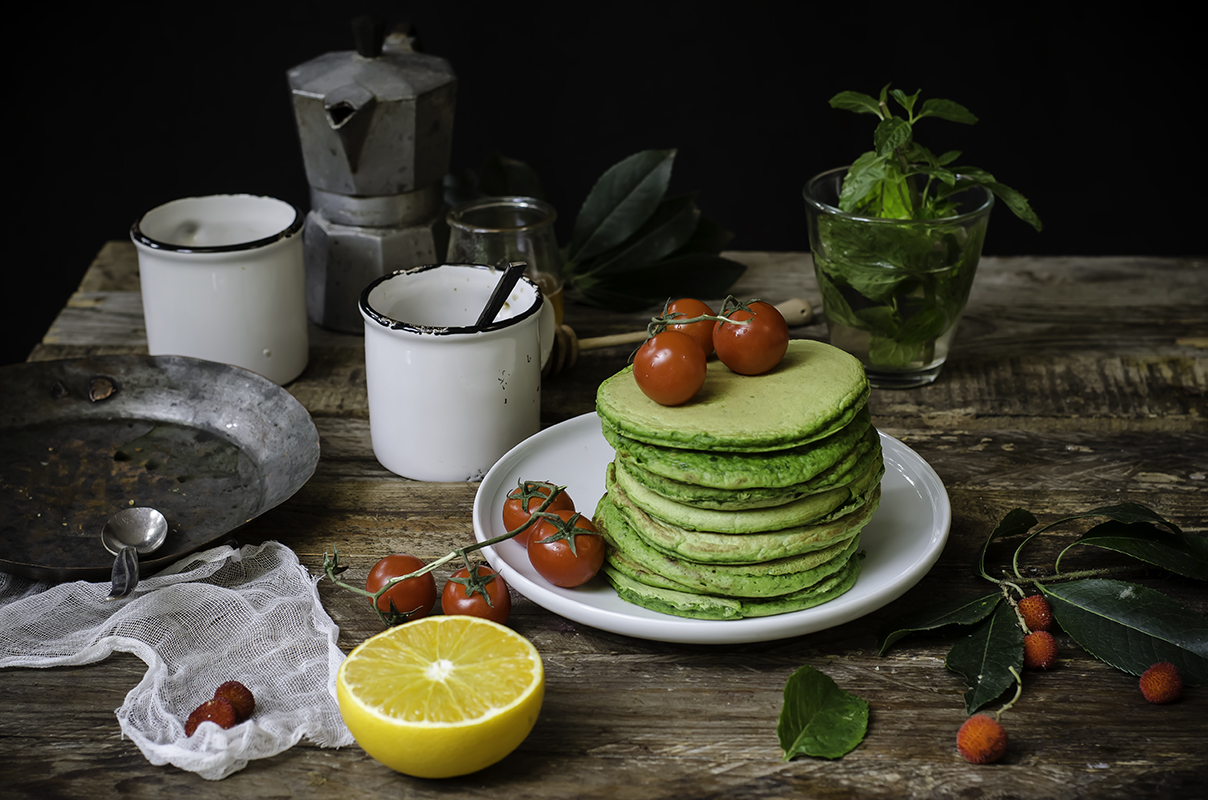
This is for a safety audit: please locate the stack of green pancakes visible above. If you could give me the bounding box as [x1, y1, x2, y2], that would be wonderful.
[592, 339, 883, 620]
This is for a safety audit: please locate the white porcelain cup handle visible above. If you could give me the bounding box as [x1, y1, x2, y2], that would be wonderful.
[538, 295, 556, 369]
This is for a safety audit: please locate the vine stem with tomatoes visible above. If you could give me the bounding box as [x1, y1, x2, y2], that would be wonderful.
[321, 481, 568, 623]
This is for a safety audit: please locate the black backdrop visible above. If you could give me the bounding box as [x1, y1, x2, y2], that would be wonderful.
[5, 2, 1199, 367]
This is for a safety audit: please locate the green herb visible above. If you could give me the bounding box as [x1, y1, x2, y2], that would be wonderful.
[453, 150, 747, 312]
[810, 85, 1042, 370]
[829, 85, 1041, 229]
[877, 502, 1208, 715]
[777, 665, 869, 760]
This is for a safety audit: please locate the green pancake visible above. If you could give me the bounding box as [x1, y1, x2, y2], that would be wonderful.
[602, 407, 878, 491]
[602, 555, 863, 620]
[594, 496, 863, 598]
[596, 339, 870, 452]
[611, 456, 884, 534]
[605, 466, 882, 564]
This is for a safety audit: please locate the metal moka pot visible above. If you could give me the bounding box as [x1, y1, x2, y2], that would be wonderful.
[287, 17, 457, 332]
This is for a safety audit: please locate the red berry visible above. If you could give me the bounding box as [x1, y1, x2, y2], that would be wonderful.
[184, 696, 239, 736]
[214, 680, 255, 722]
[956, 714, 1008, 764]
[1139, 662, 1183, 704]
[1018, 594, 1053, 632]
[1023, 631, 1058, 670]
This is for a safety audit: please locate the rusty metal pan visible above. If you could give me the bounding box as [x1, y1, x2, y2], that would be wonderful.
[0, 355, 320, 582]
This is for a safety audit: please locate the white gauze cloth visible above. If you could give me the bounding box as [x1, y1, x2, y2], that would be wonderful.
[0, 541, 354, 780]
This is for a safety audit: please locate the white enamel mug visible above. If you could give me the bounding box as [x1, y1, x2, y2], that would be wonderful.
[359, 263, 556, 481]
[131, 194, 309, 385]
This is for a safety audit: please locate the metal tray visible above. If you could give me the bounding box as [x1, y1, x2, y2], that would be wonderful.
[0, 355, 320, 581]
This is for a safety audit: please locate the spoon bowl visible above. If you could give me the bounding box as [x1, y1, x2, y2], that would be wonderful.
[101, 507, 168, 600]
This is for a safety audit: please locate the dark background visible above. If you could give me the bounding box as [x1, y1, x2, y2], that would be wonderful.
[5, 2, 1199, 367]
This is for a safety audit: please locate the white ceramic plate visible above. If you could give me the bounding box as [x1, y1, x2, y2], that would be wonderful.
[472, 413, 950, 644]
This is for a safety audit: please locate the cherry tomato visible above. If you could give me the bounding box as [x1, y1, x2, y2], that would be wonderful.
[502, 481, 575, 546]
[442, 565, 512, 625]
[527, 510, 606, 588]
[713, 301, 790, 375]
[365, 554, 437, 624]
[633, 330, 707, 406]
[665, 297, 716, 358]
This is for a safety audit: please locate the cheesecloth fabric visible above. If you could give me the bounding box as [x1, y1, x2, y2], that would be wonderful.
[0, 541, 354, 780]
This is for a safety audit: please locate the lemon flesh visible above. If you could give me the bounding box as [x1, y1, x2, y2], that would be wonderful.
[337, 615, 544, 779]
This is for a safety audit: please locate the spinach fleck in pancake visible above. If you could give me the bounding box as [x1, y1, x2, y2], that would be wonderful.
[596, 339, 870, 452]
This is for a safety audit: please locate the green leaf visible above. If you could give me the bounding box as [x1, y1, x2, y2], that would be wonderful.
[877, 593, 1001, 654]
[837, 151, 888, 212]
[572, 252, 747, 311]
[873, 118, 913, 157]
[777, 666, 869, 760]
[478, 152, 546, 200]
[918, 98, 979, 125]
[945, 602, 1024, 714]
[1041, 579, 1208, 683]
[828, 91, 883, 117]
[1061, 521, 1208, 581]
[978, 508, 1038, 580]
[889, 87, 920, 116]
[572, 194, 700, 279]
[985, 181, 1043, 232]
[670, 215, 734, 256]
[567, 149, 676, 263]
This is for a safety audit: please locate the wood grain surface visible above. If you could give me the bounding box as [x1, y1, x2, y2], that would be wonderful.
[3, 244, 1205, 799]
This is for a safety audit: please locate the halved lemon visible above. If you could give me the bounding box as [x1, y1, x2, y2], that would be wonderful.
[336, 615, 544, 779]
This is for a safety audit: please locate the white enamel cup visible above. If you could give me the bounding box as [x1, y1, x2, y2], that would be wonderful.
[359, 263, 556, 481]
[131, 194, 309, 385]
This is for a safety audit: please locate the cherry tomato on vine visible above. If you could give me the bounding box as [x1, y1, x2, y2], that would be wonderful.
[365, 554, 437, 623]
[633, 330, 707, 406]
[713, 301, 789, 376]
[441, 565, 512, 624]
[503, 481, 575, 546]
[527, 510, 606, 588]
[665, 297, 716, 358]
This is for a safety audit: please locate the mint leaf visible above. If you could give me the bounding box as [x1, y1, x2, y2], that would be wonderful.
[945, 602, 1024, 714]
[838, 151, 888, 212]
[828, 91, 883, 117]
[567, 149, 675, 263]
[1041, 579, 1208, 683]
[877, 593, 1001, 654]
[918, 98, 978, 124]
[778, 666, 869, 760]
[873, 118, 913, 157]
[889, 87, 920, 115]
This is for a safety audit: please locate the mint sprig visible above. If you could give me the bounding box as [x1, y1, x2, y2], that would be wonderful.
[829, 84, 1042, 231]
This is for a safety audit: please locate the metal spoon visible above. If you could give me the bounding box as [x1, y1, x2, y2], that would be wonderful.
[101, 507, 168, 601]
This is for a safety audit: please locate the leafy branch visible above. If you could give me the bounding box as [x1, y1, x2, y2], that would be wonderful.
[448, 150, 747, 312]
[878, 502, 1208, 714]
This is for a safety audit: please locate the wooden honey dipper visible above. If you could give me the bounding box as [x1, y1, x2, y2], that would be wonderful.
[544, 297, 813, 376]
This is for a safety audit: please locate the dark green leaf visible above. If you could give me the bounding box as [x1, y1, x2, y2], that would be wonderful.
[1041, 579, 1208, 683]
[985, 181, 1043, 232]
[945, 602, 1024, 714]
[572, 194, 700, 279]
[935, 150, 962, 166]
[877, 593, 1001, 654]
[873, 118, 913, 157]
[478, 153, 546, 200]
[1062, 521, 1208, 581]
[828, 91, 883, 117]
[778, 666, 869, 760]
[670, 215, 734, 256]
[978, 508, 1038, 580]
[572, 252, 747, 311]
[567, 149, 675, 263]
[918, 98, 979, 124]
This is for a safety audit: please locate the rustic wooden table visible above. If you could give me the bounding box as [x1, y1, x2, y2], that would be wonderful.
[4, 244, 1206, 798]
